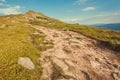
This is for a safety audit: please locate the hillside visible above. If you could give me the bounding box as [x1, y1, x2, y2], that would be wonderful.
[0, 10, 120, 80]
[28, 11, 120, 51]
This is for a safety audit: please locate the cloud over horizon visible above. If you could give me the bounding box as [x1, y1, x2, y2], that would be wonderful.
[0, 6, 21, 15]
[62, 11, 120, 24]
[82, 7, 96, 11]
[0, 0, 21, 15]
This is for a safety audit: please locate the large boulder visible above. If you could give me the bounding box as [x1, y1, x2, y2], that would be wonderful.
[18, 57, 35, 70]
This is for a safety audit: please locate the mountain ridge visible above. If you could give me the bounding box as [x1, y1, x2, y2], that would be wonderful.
[0, 10, 120, 51]
[0, 10, 120, 80]
[24, 10, 120, 51]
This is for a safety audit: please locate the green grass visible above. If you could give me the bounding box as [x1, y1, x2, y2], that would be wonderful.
[0, 16, 46, 79]
[0, 13, 55, 80]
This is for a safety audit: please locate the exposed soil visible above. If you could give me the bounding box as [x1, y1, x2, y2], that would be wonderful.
[33, 26, 120, 80]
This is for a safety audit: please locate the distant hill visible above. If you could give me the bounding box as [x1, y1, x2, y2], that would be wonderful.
[93, 23, 120, 30]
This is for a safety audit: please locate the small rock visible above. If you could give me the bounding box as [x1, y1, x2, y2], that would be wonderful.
[111, 72, 120, 80]
[0, 24, 7, 28]
[90, 61, 100, 68]
[18, 57, 35, 70]
[97, 58, 106, 64]
[63, 71, 75, 79]
[81, 71, 91, 80]
[52, 58, 68, 71]
[63, 46, 72, 54]
[69, 39, 81, 44]
[64, 60, 74, 67]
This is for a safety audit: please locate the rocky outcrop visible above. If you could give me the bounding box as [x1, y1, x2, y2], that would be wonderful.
[18, 57, 35, 70]
[24, 10, 48, 22]
[33, 26, 120, 80]
[51, 58, 75, 79]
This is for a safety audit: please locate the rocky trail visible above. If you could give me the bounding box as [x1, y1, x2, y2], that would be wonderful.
[33, 26, 120, 80]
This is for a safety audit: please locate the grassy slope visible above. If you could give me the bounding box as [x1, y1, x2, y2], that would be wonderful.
[0, 15, 46, 80]
[0, 11, 120, 79]
[29, 12, 120, 52]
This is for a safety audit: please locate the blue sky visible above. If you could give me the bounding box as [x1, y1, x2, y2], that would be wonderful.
[0, 0, 120, 24]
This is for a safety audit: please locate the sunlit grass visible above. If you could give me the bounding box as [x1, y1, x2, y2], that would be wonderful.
[0, 16, 45, 79]
[0, 13, 56, 79]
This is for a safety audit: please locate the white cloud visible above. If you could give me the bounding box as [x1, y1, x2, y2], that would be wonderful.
[0, 6, 21, 15]
[82, 7, 96, 11]
[84, 11, 120, 24]
[62, 18, 84, 23]
[0, 0, 22, 15]
[61, 11, 120, 25]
